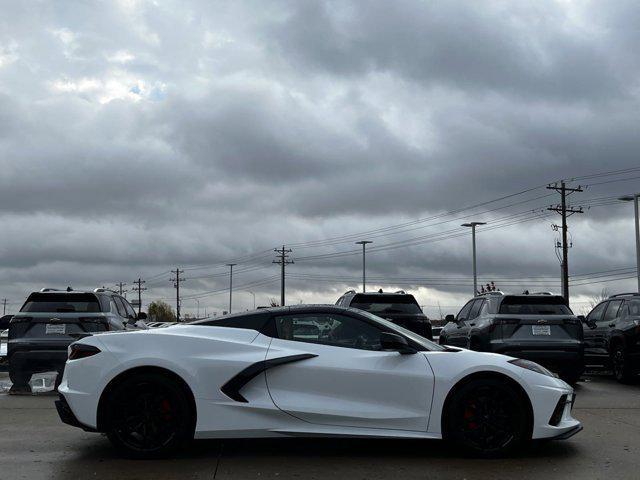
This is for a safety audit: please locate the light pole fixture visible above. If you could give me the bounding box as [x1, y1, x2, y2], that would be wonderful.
[461, 222, 486, 296]
[619, 194, 640, 292]
[226, 264, 237, 313]
[355, 241, 373, 292]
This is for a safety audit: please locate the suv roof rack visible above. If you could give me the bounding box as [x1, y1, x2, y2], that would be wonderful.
[477, 291, 504, 297]
[609, 292, 640, 298]
[93, 288, 116, 293]
[40, 288, 63, 292]
[344, 290, 356, 295]
[394, 290, 406, 294]
[527, 291, 555, 296]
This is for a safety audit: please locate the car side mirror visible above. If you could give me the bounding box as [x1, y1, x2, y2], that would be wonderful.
[578, 315, 596, 329]
[445, 314, 455, 323]
[137, 312, 148, 320]
[380, 332, 416, 354]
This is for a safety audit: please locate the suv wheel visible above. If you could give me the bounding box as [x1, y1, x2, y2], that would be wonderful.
[611, 344, 635, 383]
[444, 378, 529, 457]
[105, 373, 193, 458]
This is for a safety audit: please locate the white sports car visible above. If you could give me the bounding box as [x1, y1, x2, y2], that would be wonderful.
[56, 305, 581, 458]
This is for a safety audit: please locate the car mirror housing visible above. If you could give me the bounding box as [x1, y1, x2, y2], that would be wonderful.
[445, 314, 455, 323]
[137, 312, 148, 320]
[380, 332, 416, 354]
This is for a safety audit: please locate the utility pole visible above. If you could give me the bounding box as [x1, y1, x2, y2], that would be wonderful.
[619, 193, 640, 291]
[355, 241, 373, 292]
[115, 282, 127, 295]
[547, 181, 583, 306]
[247, 291, 256, 310]
[226, 264, 236, 313]
[1, 298, 7, 315]
[170, 268, 185, 321]
[273, 246, 293, 306]
[132, 278, 146, 314]
[461, 222, 486, 296]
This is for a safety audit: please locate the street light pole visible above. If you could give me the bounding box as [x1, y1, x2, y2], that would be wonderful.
[195, 299, 200, 319]
[355, 241, 373, 292]
[226, 263, 236, 313]
[462, 222, 486, 296]
[619, 194, 640, 291]
[247, 291, 256, 310]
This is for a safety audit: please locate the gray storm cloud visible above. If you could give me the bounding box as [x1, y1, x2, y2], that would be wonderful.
[0, 0, 639, 316]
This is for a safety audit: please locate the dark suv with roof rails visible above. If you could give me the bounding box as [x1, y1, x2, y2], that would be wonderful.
[8, 288, 147, 392]
[582, 292, 640, 383]
[336, 290, 432, 340]
[439, 291, 584, 384]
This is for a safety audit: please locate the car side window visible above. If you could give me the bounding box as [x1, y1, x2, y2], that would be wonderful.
[629, 300, 640, 317]
[273, 313, 383, 351]
[468, 300, 484, 320]
[587, 302, 607, 323]
[457, 300, 474, 321]
[113, 297, 128, 318]
[122, 298, 137, 318]
[603, 300, 623, 323]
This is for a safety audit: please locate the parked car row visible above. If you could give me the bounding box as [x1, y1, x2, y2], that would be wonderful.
[6, 288, 148, 392]
[438, 290, 640, 385]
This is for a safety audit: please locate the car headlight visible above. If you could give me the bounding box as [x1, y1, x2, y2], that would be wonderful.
[508, 358, 557, 378]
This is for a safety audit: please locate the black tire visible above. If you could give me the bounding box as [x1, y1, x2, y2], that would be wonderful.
[8, 366, 31, 391]
[104, 373, 194, 459]
[444, 378, 530, 457]
[611, 344, 635, 384]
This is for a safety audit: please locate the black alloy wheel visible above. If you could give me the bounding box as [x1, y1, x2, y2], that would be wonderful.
[445, 378, 529, 457]
[105, 373, 192, 458]
[611, 345, 635, 384]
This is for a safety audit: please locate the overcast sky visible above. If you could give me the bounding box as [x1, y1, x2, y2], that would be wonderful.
[1, 0, 640, 317]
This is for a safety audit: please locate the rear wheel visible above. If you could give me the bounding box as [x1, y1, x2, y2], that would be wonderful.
[105, 373, 193, 458]
[444, 378, 530, 457]
[611, 344, 635, 384]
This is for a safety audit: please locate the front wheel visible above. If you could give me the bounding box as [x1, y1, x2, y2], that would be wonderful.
[444, 378, 530, 457]
[105, 373, 194, 459]
[611, 345, 635, 384]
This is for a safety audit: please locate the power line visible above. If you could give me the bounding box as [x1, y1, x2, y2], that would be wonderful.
[132, 278, 146, 314]
[547, 181, 583, 306]
[170, 269, 185, 321]
[273, 246, 293, 306]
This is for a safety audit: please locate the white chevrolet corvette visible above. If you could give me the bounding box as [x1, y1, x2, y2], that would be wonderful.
[56, 305, 581, 458]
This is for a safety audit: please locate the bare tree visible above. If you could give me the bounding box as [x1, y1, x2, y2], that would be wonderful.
[588, 288, 610, 310]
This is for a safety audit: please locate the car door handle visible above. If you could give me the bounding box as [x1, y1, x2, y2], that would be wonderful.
[609, 323, 615, 327]
[469, 323, 476, 327]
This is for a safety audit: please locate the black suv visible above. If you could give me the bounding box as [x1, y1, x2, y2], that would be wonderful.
[336, 290, 432, 340]
[439, 292, 584, 384]
[8, 288, 147, 392]
[582, 293, 640, 383]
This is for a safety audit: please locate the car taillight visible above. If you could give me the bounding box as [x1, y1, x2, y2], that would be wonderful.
[68, 343, 101, 360]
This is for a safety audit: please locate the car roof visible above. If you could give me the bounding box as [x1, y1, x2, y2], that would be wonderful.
[191, 304, 365, 325]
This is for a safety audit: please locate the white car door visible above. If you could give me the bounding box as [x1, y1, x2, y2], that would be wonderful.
[264, 311, 434, 432]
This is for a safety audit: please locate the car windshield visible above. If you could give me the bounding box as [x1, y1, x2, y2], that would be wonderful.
[354, 309, 446, 351]
[21, 293, 102, 313]
[351, 295, 422, 314]
[498, 297, 572, 315]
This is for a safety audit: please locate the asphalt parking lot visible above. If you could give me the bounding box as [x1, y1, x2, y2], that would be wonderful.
[1, 373, 639, 480]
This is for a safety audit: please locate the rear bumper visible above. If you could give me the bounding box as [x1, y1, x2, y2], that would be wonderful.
[55, 394, 97, 432]
[491, 343, 584, 375]
[8, 350, 68, 375]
